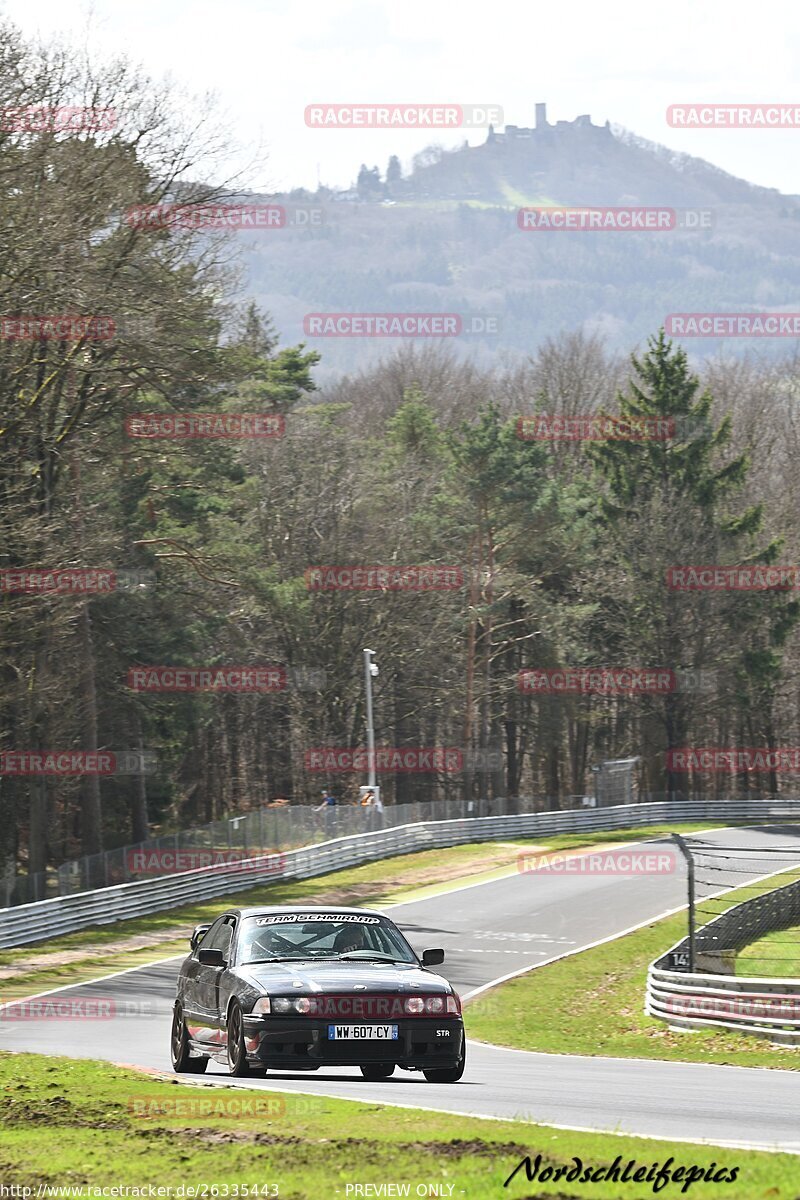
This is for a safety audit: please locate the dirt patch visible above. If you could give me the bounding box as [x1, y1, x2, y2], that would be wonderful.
[0, 1093, 127, 1129]
[189, 1130, 307, 1146]
[404, 1137, 532, 1159]
[0, 928, 191, 981]
[171, 1127, 531, 1158]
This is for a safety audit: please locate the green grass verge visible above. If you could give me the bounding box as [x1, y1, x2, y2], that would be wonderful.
[0, 824, 728, 1004]
[466, 885, 800, 1071]
[1, 1052, 797, 1198]
[737, 923, 800, 979]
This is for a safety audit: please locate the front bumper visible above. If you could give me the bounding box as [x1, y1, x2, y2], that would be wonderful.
[243, 1015, 464, 1069]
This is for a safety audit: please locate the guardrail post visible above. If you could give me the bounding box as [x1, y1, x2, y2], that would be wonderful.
[672, 833, 696, 972]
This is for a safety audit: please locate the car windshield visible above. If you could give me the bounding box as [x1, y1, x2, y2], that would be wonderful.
[239, 913, 417, 964]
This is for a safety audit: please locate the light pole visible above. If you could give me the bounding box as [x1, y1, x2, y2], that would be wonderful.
[363, 648, 378, 788]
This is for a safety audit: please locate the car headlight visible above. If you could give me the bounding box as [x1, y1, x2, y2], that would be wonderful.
[404, 997, 425, 1014]
[251, 997, 271, 1015]
[424, 996, 444, 1014]
[269, 996, 319, 1014]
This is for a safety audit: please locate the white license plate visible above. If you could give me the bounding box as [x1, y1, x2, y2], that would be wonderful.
[327, 1024, 398, 1040]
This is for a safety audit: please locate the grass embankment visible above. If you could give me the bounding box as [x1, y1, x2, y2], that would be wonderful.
[466, 870, 800, 1071]
[737, 923, 800, 979]
[1, 1052, 797, 1198]
[0, 823, 725, 1003]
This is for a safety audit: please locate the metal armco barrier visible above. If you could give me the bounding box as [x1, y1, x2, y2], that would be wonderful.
[647, 964, 800, 1045]
[3, 797, 800, 950]
[647, 832, 800, 1044]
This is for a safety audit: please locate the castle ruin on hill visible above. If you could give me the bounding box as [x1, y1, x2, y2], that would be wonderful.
[486, 102, 612, 144]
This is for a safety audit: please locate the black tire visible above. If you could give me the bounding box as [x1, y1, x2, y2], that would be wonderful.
[422, 1041, 466, 1083]
[170, 1004, 208, 1074]
[359, 1063, 394, 1080]
[226, 1001, 252, 1077]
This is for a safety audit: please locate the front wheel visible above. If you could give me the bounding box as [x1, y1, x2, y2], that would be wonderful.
[359, 1063, 394, 1080]
[422, 1041, 466, 1083]
[226, 1002, 252, 1076]
[170, 1004, 207, 1074]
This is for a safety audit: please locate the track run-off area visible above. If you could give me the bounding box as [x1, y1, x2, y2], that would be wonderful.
[3, 826, 800, 1153]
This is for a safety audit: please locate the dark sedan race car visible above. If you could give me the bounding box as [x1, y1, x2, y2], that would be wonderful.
[170, 905, 466, 1082]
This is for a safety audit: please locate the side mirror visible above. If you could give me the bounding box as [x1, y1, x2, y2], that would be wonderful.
[191, 923, 210, 951]
[421, 948, 445, 967]
[198, 947, 226, 968]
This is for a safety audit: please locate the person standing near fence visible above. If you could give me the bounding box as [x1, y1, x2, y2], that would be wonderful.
[360, 786, 384, 831]
[315, 788, 337, 836]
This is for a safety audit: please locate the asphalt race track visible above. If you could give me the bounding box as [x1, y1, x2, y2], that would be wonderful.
[3, 827, 800, 1152]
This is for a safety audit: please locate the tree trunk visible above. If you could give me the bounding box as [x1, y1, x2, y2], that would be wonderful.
[78, 597, 103, 856]
[130, 712, 150, 843]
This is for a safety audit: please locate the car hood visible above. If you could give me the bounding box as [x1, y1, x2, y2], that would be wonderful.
[235, 959, 452, 994]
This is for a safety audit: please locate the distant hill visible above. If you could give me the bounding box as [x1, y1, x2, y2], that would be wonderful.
[236, 105, 800, 377]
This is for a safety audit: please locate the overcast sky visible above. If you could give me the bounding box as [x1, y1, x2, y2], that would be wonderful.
[4, 0, 800, 195]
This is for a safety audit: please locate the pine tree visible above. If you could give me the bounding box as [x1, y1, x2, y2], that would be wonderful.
[588, 330, 800, 798]
[386, 155, 402, 193]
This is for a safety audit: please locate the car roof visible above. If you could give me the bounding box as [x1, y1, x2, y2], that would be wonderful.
[232, 905, 387, 919]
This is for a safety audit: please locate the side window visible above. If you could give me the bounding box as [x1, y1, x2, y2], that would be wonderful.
[197, 917, 225, 957]
[209, 917, 235, 960]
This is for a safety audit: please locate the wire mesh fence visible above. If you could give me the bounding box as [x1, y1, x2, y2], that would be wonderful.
[591, 757, 641, 806]
[3, 792, 554, 907]
[667, 829, 800, 973]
